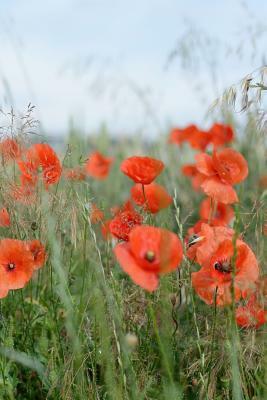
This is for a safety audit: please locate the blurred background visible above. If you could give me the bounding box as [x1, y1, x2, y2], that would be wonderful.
[0, 0, 266, 138]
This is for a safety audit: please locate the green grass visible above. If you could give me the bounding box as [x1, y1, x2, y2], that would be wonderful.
[0, 114, 266, 400]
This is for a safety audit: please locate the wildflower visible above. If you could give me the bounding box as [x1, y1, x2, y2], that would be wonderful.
[192, 232, 259, 306]
[120, 156, 164, 185]
[236, 295, 267, 328]
[26, 240, 47, 270]
[186, 220, 225, 261]
[63, 167, 86, 181]
[0, 138, 22, 162]
[10, 183, 37, 205]
[18, 143, 62, 188]
[199, 197, 234, 225]
[195, 148, 248, 204]
[85, 151, 113, 180]
[168, 125, 197, 146]
[131, 183, 172, 214]
[90, 204, 104, 224]
[236, 276, 267, 328]
[187, 129, 211, 151]
[0, 208, 11, 227]
[109, 205, 143, 241]
[0, 239, 35, 297]
[181, 164, 205, 191]
[209, 123, 234, 148]
[114, 225, 183, 291]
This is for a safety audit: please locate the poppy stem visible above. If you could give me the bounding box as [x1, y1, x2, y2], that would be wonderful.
[207, 287, 218, 394]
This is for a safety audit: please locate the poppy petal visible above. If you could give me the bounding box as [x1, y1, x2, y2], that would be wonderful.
[114, 242, 159, 291]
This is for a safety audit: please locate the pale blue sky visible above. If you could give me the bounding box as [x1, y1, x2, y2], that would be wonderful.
[0, 0, 266, 136]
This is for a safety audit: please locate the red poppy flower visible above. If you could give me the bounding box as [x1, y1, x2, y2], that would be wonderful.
[199, 197, 234, 225]
[113, 200, 135, 215]
[192, 232, 259, 306]
[114, 225, 183, 291]
[187, 222, 235, 263]
[0, 138, 22, 162]
[236, 295, 267, 328]
[195, 149, 248, 204]
[186, 219, 226, 260]
[35, 144, 62, 185]
[236, 276, 267, 328]
[90, 204, 104, 224]
[168, 125, 197, 146]
[131, 183, 172, 214]
[0, 239, 35, 296]
[181, 164, 206, 191]
[18, 144, 62, 188]
[63, 167, 86, 181]
[10, 183, 37, 205]
[85, 151, 113, 180]
[188, 129, 211, 151]
[109, 205, 143, 241]
[26, 240, 47, 270]
[0, 208, 11, 227]
[120, 156, 164, 185]
[212, 149, 248, 185]
[209, 123, 234, 148]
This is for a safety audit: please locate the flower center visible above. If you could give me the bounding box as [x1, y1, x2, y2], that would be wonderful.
[8, 262, 16, 270]
[145, 251, 155, 262]
[214, 260, 232, 274]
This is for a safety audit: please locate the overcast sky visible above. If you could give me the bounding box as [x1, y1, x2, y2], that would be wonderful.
[0, 0, 266, 137]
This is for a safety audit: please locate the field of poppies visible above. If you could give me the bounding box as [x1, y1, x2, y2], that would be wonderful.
[0, 108, 266, 400]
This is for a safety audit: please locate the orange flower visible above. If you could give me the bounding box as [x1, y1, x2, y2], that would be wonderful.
[27, 240, 47, 270]
[212, 149, 248, 185]
[85, 151, 113, 180]
[90, 204, 104, 224]
[181, 164, 206, 191]
[0, 138, 22, 162]
[120, 156, 164, 185]
[168, 125, 197, 146]
[236, 295, 267, 329]
[10, 183, 37, 205]
[63, 167, 86, 181]
[114, 225, 183, 291]
[195, 149, 248, 204]
[199, 197, 234, 225]
[109, 204, 143, 241]
[0, 208, 11, 227]
[209, 123, 234, 148]
[188, 223, 233, 264]
[131, 183, 172, 214]
[18, 144, 62, 188]
[0, 239, 35, 297]
[186, 219, 225, 260]
[188, 129, 211, 151]
[236, 276, 267, 328]
[192, 230, 259, 306]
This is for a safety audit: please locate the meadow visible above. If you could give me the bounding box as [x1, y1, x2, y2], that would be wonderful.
[0, 105, 266, 400]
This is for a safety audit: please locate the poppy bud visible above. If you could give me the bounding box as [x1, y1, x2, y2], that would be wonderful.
[31, 221, 38, 231]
